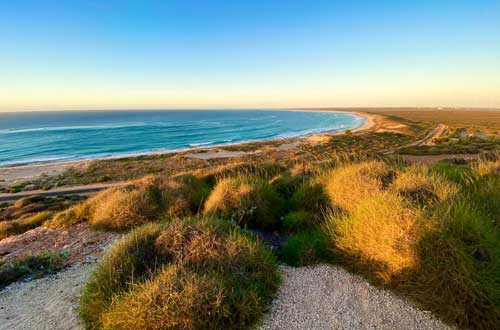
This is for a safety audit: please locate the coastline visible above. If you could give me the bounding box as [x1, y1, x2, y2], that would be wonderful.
[0, 111, 377, 186]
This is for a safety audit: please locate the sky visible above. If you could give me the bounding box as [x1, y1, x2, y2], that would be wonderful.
[1, 0, 499, 111]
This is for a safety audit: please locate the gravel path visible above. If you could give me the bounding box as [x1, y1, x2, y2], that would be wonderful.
[0, 262, 452, 330]
[258, 264, 452, 330]
[0, 262, 95, 330]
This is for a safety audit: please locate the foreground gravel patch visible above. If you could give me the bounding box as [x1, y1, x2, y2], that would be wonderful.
[259, 264, 452, 330]
[0, 262, 96, 330]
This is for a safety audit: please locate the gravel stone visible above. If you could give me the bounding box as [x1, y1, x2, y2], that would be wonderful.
[258, 264, 453, 330]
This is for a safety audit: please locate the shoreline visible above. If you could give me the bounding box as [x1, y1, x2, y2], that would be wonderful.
[0, 111, 376, 186]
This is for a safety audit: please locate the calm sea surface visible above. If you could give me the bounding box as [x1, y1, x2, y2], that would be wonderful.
[0, 110, 364, 166]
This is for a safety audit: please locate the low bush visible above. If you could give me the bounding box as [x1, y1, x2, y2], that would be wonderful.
[282, 211, 315, 233]
[289, 181, 330, 216]
[271, 173, 306, 201]
[204, 175, 284, 230]
[89, 185, 162, 230]
[430, 161, 472, 185]
[281, 230, 330, 267]
[44, 203, 90, 228]
[80, 218, 280, 330]
[0, 251, 68, 288]
[0, 211, 53, 240]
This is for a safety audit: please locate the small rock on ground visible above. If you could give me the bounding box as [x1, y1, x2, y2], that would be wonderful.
[258, 264, 452, 330]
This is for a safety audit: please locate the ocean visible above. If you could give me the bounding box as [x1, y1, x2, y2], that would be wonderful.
[0, 110, 364, 166]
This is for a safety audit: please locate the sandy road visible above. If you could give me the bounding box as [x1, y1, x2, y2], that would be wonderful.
[407, 124, 447, 147]
[0, 182, 123, 203]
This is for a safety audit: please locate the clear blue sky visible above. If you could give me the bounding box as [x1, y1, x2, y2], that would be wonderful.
[1, 0, 499, 110]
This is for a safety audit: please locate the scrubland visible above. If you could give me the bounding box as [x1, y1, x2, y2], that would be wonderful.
[3, 150, 499, 329]
[2, 111, 500, 329]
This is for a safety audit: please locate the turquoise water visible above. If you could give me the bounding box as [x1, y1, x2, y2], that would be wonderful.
[0, 110, 364, 166]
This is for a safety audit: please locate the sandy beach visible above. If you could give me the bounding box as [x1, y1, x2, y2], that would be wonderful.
[0, 111, 382, 187]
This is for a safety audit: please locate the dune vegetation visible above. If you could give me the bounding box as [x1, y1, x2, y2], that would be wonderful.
[79, 218, 280, 330]
[3, 145, 500, 329]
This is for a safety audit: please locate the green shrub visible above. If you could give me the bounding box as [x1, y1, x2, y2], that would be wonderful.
[283, 211, 315, 233]
[271, 173, 306, 200]
[204, 175, 285, 230]
[468, 174, 500, 225]
[289, 182, 329, 216]
[80, 218, 280, 330]
[0, 251, 68, 288]
[320, 159, 500, 329]
[281, 230, 330, 267]
[430, 161, 473, 185]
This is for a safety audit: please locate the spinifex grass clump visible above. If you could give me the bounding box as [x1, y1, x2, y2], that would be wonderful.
[46, 174, 210, 230]
[321, 160, 392, 213]
[80, 218, 279, 330]
[204, 175, 284, 230]
[199, 162, 287, 188]
[324, 192, 420, 280]
[389, 166, 459, 208]
[321, 159, 500, 329]
[0, 211, 53, 240]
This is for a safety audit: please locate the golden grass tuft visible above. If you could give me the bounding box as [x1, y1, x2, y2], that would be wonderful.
[389, 166, 459, 207]
[45, 174, 209, 230]
[321, 160, 391, 212]
[100, 265, 227, 330]
[80, 218, 279, 330]
[0, 211, 53, 240]
[324, 192, 420, 281]
[44, 202, 90, 228]
[203, 175, 284, 230]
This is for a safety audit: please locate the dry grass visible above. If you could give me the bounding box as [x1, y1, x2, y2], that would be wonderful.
[80, 218, 279, 330]
[203, 175, 284, 230]
[89, 186, 161, 230]
[0, 211, 53, 240]
[324, 193, 420, 281]
[79, 222, 165, 329]
[100, 265, 228, 330]
[321, 160, 391, 212]
[389, 166, 459, 207]
[45, 174, 210, 230]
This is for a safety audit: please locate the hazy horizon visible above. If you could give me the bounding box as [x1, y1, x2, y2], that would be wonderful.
[1, 1, 499, 112]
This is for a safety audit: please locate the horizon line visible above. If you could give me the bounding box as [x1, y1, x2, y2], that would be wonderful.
[2, 105, 500, 114]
